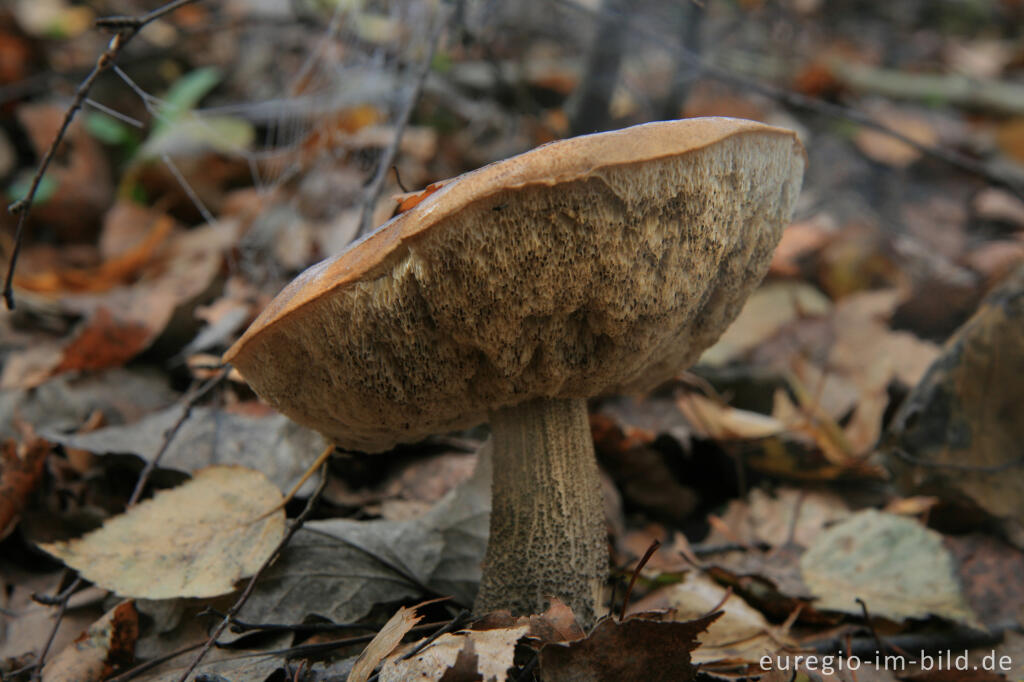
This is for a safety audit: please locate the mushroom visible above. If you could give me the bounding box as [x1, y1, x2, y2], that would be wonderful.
[224, 117, 806, 626]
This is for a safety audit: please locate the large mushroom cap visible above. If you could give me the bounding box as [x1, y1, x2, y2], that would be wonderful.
[225, 117, 806, 452]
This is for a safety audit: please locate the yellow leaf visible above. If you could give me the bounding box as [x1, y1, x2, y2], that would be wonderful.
[40, 466, 285, 599]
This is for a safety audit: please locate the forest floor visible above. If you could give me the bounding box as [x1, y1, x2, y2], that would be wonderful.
[1, 0, 1023, 680]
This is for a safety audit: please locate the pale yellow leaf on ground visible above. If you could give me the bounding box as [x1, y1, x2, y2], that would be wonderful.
[379, 624, 529, 682]
[800, 509, 978, 626]
[39, 466, 285, 599]
[348, 604, 424, 682]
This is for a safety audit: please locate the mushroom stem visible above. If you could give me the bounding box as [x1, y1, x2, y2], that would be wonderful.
[475, 396, 608, 626]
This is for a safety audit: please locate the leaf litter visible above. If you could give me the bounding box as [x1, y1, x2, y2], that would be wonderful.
[3, 0, 1024, 679]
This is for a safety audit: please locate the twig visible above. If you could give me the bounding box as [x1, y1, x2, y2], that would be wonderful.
[105, 642, 204, 682]
[128, 367, 229, 506]
[855, 597, 888, 657]
[175, 463, 330, 682]
[357, 11, 447, 238]
[28, 363, 225, 679]
[196, 608, 373, 635]
[29, 573, 80, 681]
[399, 609, 471, 660]
[620, 539, 660, 621]
[2, 0, 202, 310]
[555, 0, 1024, 201]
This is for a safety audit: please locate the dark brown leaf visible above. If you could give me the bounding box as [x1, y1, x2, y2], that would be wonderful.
[539, 613, 718, 682]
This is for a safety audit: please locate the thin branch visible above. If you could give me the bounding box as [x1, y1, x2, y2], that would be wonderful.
[175, 464, 330, 682]
[357, 12, 447, 238]
[2, 0, 202, 310]
[128, 367, 229, 506]
[30, 573, 80, 681]
[28, 362, 225, 679]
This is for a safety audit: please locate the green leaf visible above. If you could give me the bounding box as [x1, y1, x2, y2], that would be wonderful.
[85, 111, 138, 147]
[152, 67, 222, 137]
[7, 172, 57, 205]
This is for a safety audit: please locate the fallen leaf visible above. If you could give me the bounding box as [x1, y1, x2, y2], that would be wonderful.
[234, 448, 489, 631]
[799, 509, 977, 625]
[50, 308, 152, 374]
[971, 188, 1024, 230]
[41, 600, 138, 682]
[944, 533, 1024, 631]
[701, 282, 831, 366]
[539, 613, 718, 682]
[854, 105, 939, 167]
[884, 263, 1024, 547]
[394, 180, 447, 215]
[0, 575, 107, 665]
[676, 393, 787, 441]
[768, 215, 837, 278]
[350, 604, 426, 682]
[380, 624, 528, 682]
[39, 465, 285, 599]
[3, 219, 238, 389]
[45, 405, 326, 495]
[0, 425, 50, 539]
[630, 572, 793, 673]
[14, 215, 175, 294]
[0, 368, 176, 442]
[704, 487, 851, 550]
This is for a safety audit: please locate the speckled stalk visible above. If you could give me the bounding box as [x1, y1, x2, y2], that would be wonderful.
[474, 397, 607, 626]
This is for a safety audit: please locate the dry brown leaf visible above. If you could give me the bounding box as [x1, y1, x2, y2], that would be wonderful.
[768, 216, 837, 278]
[629, 572, 793, 673]
[705, 487, 852, 550]
[676, 393, 787, 441]
[40, 600, 138, 682]
[379, 624, 529, 682]
[39, 465, 285, 599]
[14, 215, 175, 294]
[2, 219, 237, 390]
[0, 424, 50, 539]
[965, 239, 1024, 285]
[349, 604, 425, 682]
[0, 577, 107, 666]
[854, 106, 939, 167]
[539, 613, 718, 682]
[885, 264, 1024, 546]
[972, 188, 1024, 229]
[997, 118, 1024, 163]
[701, 282, 831, 366]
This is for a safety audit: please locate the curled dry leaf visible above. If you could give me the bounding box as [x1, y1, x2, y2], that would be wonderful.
[39, 465, 285, 599]
[885, 263, 1024, 546]
[379, 623, 529, 682]
[41, 600, 138, 682]
[629, 572, 794, 674]
[539, 613, 719, 682]
[0, 424, 50, 539]
[349, 604, 425, 682]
